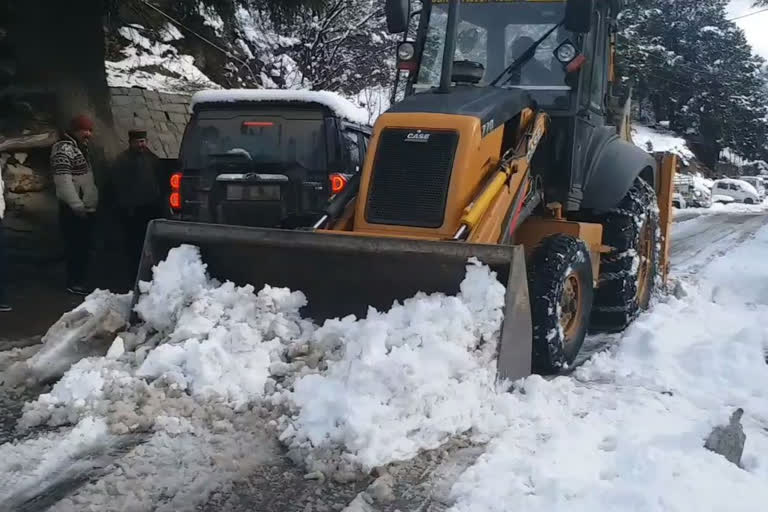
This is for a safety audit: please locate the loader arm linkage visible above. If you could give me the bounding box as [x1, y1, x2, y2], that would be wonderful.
[456, 112, 549, 242]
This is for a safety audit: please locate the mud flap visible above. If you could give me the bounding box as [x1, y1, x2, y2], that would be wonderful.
[132, 220, 532, 382]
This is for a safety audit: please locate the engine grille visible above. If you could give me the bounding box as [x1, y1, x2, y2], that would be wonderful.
[366, 129, 458, 228]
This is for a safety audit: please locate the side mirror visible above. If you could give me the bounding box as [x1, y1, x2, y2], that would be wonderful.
[564, 0, 594, 34]
[385, 0, 410, 34]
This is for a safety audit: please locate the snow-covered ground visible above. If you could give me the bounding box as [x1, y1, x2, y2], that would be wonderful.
[0, 206, 767, 511]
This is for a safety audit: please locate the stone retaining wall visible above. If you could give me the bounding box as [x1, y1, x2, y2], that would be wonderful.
[109, 87, 192, 159]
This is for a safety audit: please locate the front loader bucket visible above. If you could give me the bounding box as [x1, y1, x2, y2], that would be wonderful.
[132, 220, 532, 381]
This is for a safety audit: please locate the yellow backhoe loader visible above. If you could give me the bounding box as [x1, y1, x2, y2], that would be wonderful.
[133, 0, 676, 379]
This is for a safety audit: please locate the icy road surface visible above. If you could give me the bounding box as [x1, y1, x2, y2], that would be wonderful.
[0, 203, 767, 512]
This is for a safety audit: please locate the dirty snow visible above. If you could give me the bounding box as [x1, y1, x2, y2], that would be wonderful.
[2, 290, 131, 388]
[0, 417, 112, 508]
[191, 89, 371, 125]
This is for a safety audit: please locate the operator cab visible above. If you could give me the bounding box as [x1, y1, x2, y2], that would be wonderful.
[412, 0, 577, 110]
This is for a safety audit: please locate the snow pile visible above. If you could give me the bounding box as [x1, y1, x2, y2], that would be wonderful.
[191, 89, 371, 125]
[278, 260, 509, 475]
[632, 124, 695, 163]
[447, 225, 768, 512]
[1, 244, 514, 508]
[0, 417, 112, 508]
[107, 24, 219, 93]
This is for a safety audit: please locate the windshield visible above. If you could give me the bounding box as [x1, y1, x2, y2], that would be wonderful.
[180, 109, 327, 172]
[416, 1, 572, 107]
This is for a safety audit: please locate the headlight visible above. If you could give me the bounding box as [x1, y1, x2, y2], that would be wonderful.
[694, 190, 702, 197]
[397, 42, 415, 62]
[555, 42, 577, 64]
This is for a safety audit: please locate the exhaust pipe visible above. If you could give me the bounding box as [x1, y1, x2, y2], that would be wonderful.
[438, 0, 460, 93]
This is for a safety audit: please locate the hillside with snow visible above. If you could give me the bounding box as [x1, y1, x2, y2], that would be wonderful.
[103, 1, 394, 122]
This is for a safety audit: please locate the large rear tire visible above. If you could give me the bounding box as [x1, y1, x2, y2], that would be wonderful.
[528, 234, 593, 374]
[590, 178, 660, 331]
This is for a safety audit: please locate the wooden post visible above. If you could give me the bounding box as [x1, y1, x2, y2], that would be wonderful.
[657, 153, 677, 286]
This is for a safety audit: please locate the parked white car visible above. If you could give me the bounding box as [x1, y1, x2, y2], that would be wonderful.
[739, 176, 766, 200]
[711, 178, 761, 204]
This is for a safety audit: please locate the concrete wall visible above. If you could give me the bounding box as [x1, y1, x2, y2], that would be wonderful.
[109, 87, 192, 159]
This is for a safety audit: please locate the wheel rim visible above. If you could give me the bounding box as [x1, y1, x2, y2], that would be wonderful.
[636, 218, 654, 307]
[560, 273, 582, 341]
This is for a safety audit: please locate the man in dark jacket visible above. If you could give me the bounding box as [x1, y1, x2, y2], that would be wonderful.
[106, 130, 164, 278]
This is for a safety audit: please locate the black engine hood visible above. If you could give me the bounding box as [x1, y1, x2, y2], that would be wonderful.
[387, 86, 533, 135]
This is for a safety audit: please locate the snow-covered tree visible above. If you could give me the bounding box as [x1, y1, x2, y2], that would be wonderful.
[617, 0, 768, 165]
[268, 0, 397, 94]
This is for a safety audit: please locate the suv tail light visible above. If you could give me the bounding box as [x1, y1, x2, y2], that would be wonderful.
[170, 172, 183, 211]
[330, 173, 348, 195]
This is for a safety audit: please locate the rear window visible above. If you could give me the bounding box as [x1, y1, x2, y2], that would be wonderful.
[180, 107, 327, 172]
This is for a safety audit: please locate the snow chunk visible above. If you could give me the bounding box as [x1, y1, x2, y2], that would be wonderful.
[3, 290, 131, 387]
[191, 89, 371, 125]
[134, 244, 210, 332]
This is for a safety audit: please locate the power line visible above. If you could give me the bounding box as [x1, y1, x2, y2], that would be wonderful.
[137, 0, 259, 85]
[727, 7, 768, 22]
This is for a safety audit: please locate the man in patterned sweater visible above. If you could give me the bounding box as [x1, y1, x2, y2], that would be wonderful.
[50, 114, 99, 295]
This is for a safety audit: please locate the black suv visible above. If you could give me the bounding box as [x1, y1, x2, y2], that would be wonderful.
[170, 93, 371, 229]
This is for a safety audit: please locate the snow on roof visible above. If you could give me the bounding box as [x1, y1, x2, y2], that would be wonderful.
[190, 89, 371, 125]
[632, 124, 695, 163]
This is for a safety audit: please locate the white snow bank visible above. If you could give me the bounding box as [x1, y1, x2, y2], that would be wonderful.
[279, 259, 509, 474]
[632, 124, 695, 163]
[191, 89, 371, 125]
[447, 225, 768, 512]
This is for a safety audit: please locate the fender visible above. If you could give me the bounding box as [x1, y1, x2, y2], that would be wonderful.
[580, 132, 657, 211]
